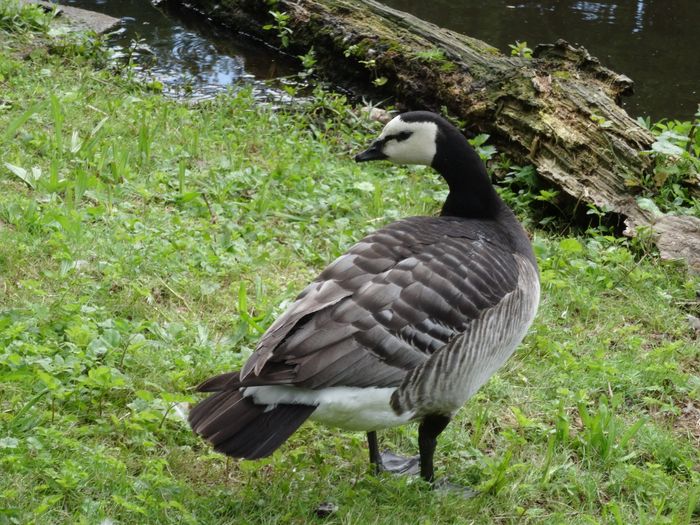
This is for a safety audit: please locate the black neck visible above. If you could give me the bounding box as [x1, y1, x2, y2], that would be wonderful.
[432, 133, 502, 219]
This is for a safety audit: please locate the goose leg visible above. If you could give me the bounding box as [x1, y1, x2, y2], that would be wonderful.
[366, 431, 420, 475]
[418, 414, 479, 497]
[367, 430, 381, 468]
[417, 414, 450, 483]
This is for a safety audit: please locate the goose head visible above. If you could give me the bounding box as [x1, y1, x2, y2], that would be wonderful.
[354, 112, 441, 166]
[355, 111, 501, 219]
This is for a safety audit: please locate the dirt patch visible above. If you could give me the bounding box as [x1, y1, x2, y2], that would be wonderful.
[677, 400, 700, 446]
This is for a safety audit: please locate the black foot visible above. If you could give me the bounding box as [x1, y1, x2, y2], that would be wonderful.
[376, 450, 421, 476]
[431, 478, 479, 498]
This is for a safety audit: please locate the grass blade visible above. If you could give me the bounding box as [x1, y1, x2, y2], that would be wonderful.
[619, 417, 645, 449]
[10, 388, 49, 430]
[3, 100, 46, 141]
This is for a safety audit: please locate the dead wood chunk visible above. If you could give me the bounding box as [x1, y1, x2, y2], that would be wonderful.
[652, 215, 700, 274]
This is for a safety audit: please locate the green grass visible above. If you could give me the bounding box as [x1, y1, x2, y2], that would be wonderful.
[0, 0, 53, 33]
[1, 16, 699, 525]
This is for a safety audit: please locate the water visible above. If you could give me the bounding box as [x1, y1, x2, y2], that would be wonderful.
[60, 0, 300, 100]
[60, 1, 697, 120]
[382, 0, 699, 121]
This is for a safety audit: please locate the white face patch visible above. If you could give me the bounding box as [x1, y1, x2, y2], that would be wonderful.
[378, 116, 438, 166]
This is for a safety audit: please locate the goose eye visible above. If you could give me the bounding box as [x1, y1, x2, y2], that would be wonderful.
[384, 131, 412, 143]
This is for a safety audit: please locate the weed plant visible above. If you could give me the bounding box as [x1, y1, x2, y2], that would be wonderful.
[636, 114, 700, 216]
[0, 10, 698, 525]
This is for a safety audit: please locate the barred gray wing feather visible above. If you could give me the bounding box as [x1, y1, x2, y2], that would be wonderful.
[239, 216, 521, 390]
[391, 254, 540, 416]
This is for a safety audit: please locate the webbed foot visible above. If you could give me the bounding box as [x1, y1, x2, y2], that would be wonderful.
[367, 431, 420, 476]
[431, 478, 479, 498]
[376, 450, 420, 475]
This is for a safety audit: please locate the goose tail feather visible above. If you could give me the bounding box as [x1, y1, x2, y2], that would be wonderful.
[195, 371, 241, 392]
[188, 389, 316, 459]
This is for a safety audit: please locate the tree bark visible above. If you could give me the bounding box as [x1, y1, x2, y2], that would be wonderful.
[165, 0, 700, 271]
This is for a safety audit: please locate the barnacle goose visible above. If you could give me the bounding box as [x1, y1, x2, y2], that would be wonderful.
[189, 111, 540, 486]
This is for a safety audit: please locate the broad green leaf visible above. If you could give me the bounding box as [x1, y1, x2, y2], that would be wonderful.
[558, 238, 583, 253]
[4, 162, 34, 188]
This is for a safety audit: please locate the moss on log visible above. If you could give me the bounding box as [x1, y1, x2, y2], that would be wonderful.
[167, 0, 700, 271]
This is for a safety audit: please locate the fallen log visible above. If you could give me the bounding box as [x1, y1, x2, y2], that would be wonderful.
[164, 0, 700, 272]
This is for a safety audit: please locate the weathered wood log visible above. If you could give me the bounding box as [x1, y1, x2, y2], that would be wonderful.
[165, 0, 700, 271]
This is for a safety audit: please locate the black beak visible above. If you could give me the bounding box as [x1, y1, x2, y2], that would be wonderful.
[354, 140, 387, 163]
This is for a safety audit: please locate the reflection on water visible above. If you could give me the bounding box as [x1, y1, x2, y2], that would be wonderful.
[60, 0, 300, 100]
[571, 2, 617, 23]
[569, 1, 643, 34]
[383, 0, 699, 120]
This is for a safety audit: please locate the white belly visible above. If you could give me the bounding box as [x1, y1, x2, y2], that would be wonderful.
[242, 385, 415, 431]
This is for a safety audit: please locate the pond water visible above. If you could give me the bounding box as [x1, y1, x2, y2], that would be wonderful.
[60, 0, 300, 100]
[383, 0, 699, 121]
[60, 0, 697, 120]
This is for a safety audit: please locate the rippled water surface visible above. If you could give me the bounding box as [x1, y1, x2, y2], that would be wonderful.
[61, 0, 299, 100]
[383, 0, 699, 120]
